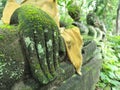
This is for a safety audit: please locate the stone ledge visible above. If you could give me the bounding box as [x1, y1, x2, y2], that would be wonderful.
[57, 52, 102, 90]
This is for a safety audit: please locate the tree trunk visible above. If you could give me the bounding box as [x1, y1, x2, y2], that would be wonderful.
[116, 0, 120, 35]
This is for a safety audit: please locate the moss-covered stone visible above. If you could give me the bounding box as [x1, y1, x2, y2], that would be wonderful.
[13, 5, 61, 84]
[86, 12, 100, 27]
[57, 52, 102, 90]
[0, 4, 103, 90]
[82, 40, 97, 63]
[72, 22, 89, 35]
[68, 4, 80, 21]
[0, 27, 24, 90]
[59, 36, 66, 62]
[88, 25, 97, 38]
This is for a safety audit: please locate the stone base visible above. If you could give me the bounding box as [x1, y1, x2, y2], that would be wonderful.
[11, 52, 102, 90]
[57, 53, 102, 90]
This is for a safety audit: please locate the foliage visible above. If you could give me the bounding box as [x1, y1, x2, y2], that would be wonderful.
[57, 0, 74, 26]
[0, 0, 7, 18]
[96, 34, 120, 90]
[0, 24, 15, 29]
[1, 0, 7, 6]
[86, 0, 118, 32]
[88, 0, 120, 89]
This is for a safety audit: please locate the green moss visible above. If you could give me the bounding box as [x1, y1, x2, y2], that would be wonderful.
[68, 5, 80, 13]
[68, 5, 80, 21]
[18, 5, 58, 34]
[0, 34, 4, 40]
[0, 24, 15, 29]
[15, 5, 60, 84]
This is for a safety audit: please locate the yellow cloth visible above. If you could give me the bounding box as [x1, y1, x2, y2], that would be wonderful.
[22, 0, 59, 26]
[60, 27, 83, 75]
[1, 0, 20, 24]
[1, 0, 59, 26]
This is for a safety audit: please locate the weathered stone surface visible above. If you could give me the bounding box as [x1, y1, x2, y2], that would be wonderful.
[0, 27, 102, 90]
[0, 27, 24, 90]
[39, 61, 75, 90]
[0, 5, 103, 90]
[82, 40, 97, 63]
[11, 61, 75, 90]
[11, 49, 102, 90]
[72, 22, 89, 35]
[57, 51, 102, 90]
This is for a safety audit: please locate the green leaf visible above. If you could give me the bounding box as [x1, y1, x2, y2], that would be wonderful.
[100, 72, 111, 83]
[108, 72, 116, 79]
[110, 80, 120, 86]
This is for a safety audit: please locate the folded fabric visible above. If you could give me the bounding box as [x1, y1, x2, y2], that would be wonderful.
[1, 0, 59, 26]
[60, 26, 83, 75]
[1, 0, 20, 24]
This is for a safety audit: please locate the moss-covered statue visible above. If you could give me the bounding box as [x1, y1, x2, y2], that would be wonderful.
[17, 5, 61, 84]
[86, 12, 106, 41]
[0, 4, 62, 86]
[0, 0, 84, 89]
[68, 5, 106, 42]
